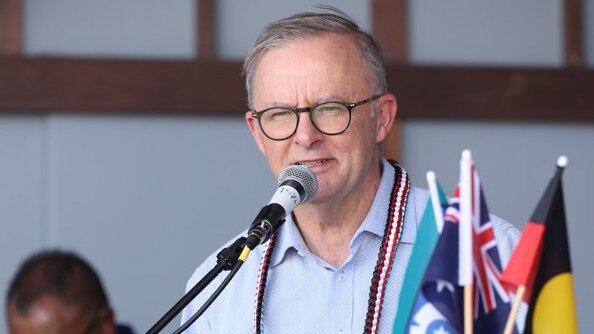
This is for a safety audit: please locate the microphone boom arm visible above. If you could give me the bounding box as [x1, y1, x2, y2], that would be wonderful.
[145, 236, 247, 334]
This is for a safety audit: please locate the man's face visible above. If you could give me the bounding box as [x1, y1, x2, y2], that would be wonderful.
[7, 296, 114, 334]
[246, 33, 396, 205]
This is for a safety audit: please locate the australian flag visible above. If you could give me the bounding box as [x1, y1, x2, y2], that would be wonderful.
[469, 176, 516, 333]
[406, 194, 463, 334]
[407, 165, 517, 334]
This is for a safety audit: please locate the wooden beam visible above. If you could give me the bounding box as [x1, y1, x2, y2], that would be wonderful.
[372, 0, 408, 159]
[0, 57, 245, 114]
[1, 57, 593, 122]
[563, 0, 584, 67]
[372, 0, 407, 62]
[0, 0, 22, 55]
[386, 64, 594, 121]
[197, 0, 216, 59]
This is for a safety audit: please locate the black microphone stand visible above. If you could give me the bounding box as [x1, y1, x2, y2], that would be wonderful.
[145, 236, 247, 334]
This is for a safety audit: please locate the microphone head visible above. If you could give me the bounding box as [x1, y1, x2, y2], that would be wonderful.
[277, 165, 318, 204]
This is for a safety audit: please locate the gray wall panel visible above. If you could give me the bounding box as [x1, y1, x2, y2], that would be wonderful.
[218, 0, 369, 60]
[409, 0, 562, 66]
[25, 0, 195, 58]
[0, 116, 45, 333]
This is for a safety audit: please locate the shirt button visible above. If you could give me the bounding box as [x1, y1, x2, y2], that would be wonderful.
[338, 272, 346, 282]
[338, 330, 345, 334]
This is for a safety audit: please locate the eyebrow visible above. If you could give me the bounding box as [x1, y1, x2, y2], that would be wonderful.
[263, 102, 294, 109]
[262, 95, 347, 109]
[315, 95, 346, 104]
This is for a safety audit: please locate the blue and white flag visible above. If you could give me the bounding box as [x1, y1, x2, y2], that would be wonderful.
[406, 154, 517, 334]
[394, 173, 448, 334]
[407, 212, 463, 334]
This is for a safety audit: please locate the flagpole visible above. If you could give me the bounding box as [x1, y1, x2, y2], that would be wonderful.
[464, 285, 473, 334]
[503, 285, 525, 334]
[460, 150, 474, 334]
[427, 171, 444, 233]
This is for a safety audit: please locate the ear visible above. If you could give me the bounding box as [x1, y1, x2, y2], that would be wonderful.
[96, 308, 116, 334]
[374, 93, 397, 143]
[245, 111, 267, 155]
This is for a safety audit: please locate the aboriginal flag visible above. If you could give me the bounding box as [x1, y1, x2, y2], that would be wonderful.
[501, 162, 578, 333]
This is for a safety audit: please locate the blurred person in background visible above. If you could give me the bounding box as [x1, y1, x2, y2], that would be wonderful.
[6, 249, 135, 334]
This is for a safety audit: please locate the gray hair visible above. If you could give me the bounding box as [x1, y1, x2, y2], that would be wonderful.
[242, 6, 387, 109]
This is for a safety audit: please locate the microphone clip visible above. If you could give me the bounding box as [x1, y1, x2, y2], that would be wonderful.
[216, 236, 247, 270]
[244, 205, 285, 250]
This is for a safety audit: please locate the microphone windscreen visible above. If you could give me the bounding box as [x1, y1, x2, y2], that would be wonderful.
[277, 165, 318, 204]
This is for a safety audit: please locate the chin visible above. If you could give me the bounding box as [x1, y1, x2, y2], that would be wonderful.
[306, 187, 336, 204]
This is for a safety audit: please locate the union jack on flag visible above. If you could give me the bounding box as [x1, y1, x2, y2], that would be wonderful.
[405, 153, 518, 334]
[444, 187, 460, 228]
[462, 162, 517, 333]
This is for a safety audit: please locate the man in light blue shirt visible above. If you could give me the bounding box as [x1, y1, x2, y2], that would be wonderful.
[182, 7, 520, 333]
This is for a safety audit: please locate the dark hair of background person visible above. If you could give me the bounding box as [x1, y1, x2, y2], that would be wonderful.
[6, 249, 135, 334]
[7, 249, 110, 318]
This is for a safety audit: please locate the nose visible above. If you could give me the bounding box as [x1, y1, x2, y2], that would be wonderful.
[293, 112, 323, 148]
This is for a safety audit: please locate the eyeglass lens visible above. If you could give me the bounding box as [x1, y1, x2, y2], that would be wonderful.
[260, 102, 351, 140]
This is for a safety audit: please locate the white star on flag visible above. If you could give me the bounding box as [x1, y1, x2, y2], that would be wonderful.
[433, 325, 450, 334]
[435, 280, 455, 294]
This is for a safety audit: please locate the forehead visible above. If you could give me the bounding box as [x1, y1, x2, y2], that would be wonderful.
[8, 297, 87, 334]
[252, 33, 370, 107]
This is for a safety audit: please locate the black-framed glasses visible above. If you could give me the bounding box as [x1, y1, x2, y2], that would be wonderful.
[251, 95, 382, 141]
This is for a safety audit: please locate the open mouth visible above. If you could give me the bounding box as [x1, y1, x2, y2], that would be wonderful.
[297, 160, 326, 168]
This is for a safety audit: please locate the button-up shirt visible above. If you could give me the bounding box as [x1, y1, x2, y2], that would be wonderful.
[181, 159, 520, 333]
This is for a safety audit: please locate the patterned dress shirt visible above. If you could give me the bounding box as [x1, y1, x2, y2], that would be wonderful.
[181, 159, 521, 333]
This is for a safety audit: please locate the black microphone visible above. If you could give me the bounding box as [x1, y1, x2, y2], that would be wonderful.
[244, 165, 318, 250]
